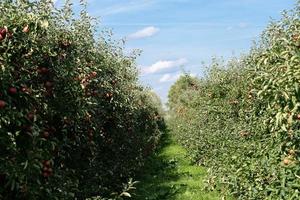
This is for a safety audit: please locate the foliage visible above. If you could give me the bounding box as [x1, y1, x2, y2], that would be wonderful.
[168, 3, 300, 199]
[0, 0, 164, 199]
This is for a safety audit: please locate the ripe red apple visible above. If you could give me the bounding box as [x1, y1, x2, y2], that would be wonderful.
[42, 172, 49, 178]
[43, 131, 50, 138]
[43, 160, 51, 167]
[38, 67, 49, 74]
[0, 28, 6, 36]
[8, 87, 17, 95]
[44, 81, 53, 88]
[21, 86, 32, 94]
[41, 67, 49, 74]
[0, 28, 7, 41]
[90, 71, 97, 78]
[88, 131, 93, 138]
[0, 100, 6, 109]
[43, 166, 48, 172]
[27, 113, 35, 121]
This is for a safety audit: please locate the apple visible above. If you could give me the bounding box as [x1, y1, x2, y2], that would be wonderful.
[8, 87, 17, 95]
[0, 100, 6, 109]
[41, 67, 49, 73]
[21, 86, 32, 94]
[43, 131, 50, 138]
[42, 172, 49, 178]
[0, 28, 6, 36]
[21, 87, 27, 92]
[27, 113, 35, 121]
[90, 71, 97, 78]
[47, 168, 53, 174]
[23, 25, 29, 33]
[0, 28, 7, 41]
[283, 158, 291, 165]
[44, 81, 53, 88]
[43, 160, 51, 167]
[38, 67, 49, 74]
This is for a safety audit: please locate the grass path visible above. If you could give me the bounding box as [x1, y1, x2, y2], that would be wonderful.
[132, 133, 223, 200]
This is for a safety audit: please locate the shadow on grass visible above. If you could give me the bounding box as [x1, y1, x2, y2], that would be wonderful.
[132, 131, 222, 200]
[132, 132, 183, 200]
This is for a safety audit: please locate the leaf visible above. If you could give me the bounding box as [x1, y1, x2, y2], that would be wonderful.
[120, 192, 131, 197]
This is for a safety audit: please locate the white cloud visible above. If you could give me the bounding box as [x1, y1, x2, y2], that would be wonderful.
[142, 58, 187, 74]
[128, 26, 160, 40]
[159, 72, 197, 83]
[159, 73, 181, 83]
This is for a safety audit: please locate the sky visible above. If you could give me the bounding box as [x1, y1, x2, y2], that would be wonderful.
[54, 0, 296, 103]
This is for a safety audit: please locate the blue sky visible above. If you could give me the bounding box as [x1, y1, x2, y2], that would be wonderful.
[55, 0, 295, 103]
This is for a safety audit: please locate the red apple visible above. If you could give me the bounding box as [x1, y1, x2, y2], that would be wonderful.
[8, 87, 17, 95]
[43, 160, 51, 167]
[42, 172, 49, 178]
[38, 67, 49, 74]
[43, 131, 50, 138]
[21, 86, 32, 94]
[41, 67, 49, 74]
[0, 28, 7, 41]
[0, 100, 6, 109]
[27, 113, 35, 121]
[44, 81, 53, 88]
[0, 28, 6, 36]
[21, 87, 27, 92]
[90, 71, 97, 78]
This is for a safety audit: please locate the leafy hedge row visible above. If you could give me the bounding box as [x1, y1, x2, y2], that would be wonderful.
[168, 3, 300, 200]
[0, 1, 164, 199]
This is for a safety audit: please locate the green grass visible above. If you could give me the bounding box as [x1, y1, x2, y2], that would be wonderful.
[132, 132, 225, 200]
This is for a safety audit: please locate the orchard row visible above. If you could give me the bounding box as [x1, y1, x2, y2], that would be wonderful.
[0, 1, 164, 200]
[168, 3, 300, 200]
